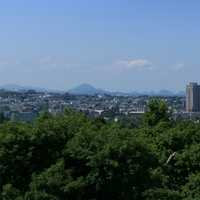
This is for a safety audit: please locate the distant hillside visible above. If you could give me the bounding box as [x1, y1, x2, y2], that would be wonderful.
[0, 84, 47, 92]
[68, 84, 108, 95]
[0, 84, 65, 93]
[68, 84, 185, 97]
[144, 90, 184, 97]
[0, 83, 185, 96]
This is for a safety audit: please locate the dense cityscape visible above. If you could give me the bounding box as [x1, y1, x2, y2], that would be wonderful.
[0, 82, 199, 124]
[0, 86, 186, 122]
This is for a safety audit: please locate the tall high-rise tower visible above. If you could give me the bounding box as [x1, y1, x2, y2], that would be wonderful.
[186, 82, 200, 112]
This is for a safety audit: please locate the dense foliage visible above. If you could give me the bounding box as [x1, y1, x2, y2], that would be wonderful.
[0, 100, 199, 199]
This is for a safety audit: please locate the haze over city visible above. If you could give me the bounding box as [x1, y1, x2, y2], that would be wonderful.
[0, 1, 200, 92]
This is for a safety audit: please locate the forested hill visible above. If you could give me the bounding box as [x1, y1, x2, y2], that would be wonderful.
[0, 99, 199, 199]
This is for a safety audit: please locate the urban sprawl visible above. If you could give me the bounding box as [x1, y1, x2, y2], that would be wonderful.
[0, 82, 199, 122]
[0, 89, 188, 123]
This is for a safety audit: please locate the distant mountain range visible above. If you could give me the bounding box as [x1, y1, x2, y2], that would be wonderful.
[0, 83, 185, 96]
[68, 83, 185, 97]
[0, 84, 47, 92]
[0, 84, 63, 93]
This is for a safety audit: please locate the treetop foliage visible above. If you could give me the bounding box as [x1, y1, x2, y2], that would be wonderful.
[0, 100, 198, 199]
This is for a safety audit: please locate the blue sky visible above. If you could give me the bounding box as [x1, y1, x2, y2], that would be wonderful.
[0, 0, 200, 92]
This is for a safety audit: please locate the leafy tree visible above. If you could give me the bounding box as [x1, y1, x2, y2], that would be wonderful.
[182, 173, 200, 199]
[0, 102, 198, 199]
[64, 126, 158, 199]
[143, 188, 181, 200]
[143, 99, 170, 127]
[1, 184, 22, 200]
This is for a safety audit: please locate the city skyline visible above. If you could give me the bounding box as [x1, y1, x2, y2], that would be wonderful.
[0, 1, 200, 91]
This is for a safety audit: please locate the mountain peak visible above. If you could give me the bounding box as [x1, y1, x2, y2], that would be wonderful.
[68, 84, 106, 95]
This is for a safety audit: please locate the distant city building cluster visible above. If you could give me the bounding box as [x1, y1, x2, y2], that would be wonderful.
[3, 82, 200, 122]
[0, 89, 185, 122]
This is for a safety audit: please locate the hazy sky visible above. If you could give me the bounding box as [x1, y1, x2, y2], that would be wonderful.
[0, 0, 200, 92]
